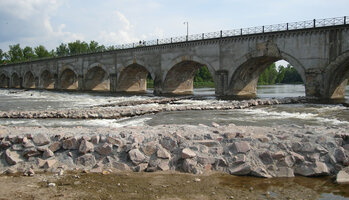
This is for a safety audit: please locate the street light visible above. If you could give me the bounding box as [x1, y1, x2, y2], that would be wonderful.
[183, 22, 188, 41]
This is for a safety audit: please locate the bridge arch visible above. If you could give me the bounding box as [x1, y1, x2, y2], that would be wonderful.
[23, 71, 36, 89]
[0, 73, 9, 88]
[84, 64, 110, 91]
[162, 56, 216, 95]
[40, 70, 55, 89]
[11, 72, 20, 88]
[323, 51, 349, 99]
[116, 63, 152, 93]
[60, 68, 78, 90]
[228, 47, 306, 98]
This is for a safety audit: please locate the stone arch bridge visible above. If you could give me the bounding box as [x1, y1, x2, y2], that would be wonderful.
[1, 17, 349, 99]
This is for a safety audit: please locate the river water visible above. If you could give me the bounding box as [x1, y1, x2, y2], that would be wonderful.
[0, 84, 348, 128]
[0, 85, 348, 199]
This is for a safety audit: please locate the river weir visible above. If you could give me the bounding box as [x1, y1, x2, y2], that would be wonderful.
[0, 85, 349, 199]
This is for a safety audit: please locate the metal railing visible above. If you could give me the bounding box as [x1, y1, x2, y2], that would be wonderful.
[114, 16, 348, 49]
[1, 16, 348, 66]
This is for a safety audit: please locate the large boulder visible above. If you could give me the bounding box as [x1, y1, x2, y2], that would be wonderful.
[32, 133, 50, 146]
[79, 140, 94, 154]
[128, 149, 147, 165]
[181, 148, 196, 159]
[231, 141, 250, 153]
[336, 167, 349, 184]
[295, 161, 329, 176]
[76, 154, 96, 167]
[4, 149, 22, 165]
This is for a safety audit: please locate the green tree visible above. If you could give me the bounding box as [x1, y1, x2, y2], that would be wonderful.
[194, 66, 213, 82]
[23, 46, 36, 60]
[56, 43, 70, 56]
[6, 44, 23, 62]
[106, 45, 116, 51]
[281, 64, 303, 84]
[68, 40, 89, 54]
[276, 65, 286, 83]
[258, 63, 278, 85]
[0, 49, 4, 63]
[34, 45, 51, 58]
[88, 41, 105, 52]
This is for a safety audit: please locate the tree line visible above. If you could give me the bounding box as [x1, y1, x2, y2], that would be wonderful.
[257, 63, 303, 85]
[0, 41, 115, 64]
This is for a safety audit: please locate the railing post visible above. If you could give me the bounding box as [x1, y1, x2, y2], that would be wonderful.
[171, 38, 172, 43]
[345, 16, 347, 25]
[262, 26, 264, 33]
[186, 35, 188, 41]
[286, 23, 289, 30]
[220, 30, 222, 38]
[313, 19, 316, 28]
[157, 39, 158, 45]
[240, 28, 242, 35]
[202, 33, 204, 40]
[133, 43, 134, 48]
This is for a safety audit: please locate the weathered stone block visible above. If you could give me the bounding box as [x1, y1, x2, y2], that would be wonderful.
[32, 133, 50, 146]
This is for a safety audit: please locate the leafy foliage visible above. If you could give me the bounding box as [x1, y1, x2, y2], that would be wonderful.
[258, 63, 303, 85]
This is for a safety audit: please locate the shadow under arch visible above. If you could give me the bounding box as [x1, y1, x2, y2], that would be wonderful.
[0, 73, 9, 88]
[324, 51, 349, 99]
[23, 71, 35, 89]
[162, 59, 215, 95]
[60, 68, 78, 90]
[84, 65, 110, 91]
[40, 70, 55, 89]
[116, 63, 152, 93]
[11, 72, 20, 88]
[228, 51, 306, 98]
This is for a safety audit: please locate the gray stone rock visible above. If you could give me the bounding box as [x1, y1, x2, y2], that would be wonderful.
[62, 137, 79, 150]
[291, 142, 302, 152]
[48, 141, 61, 152]
[129, 149, 147, 165]
[141, 142, 158, 156]
[251, 167, 272, 178]
[11, 144, 23, 151]
[182, 159, 197, 173]
[157, 147, 171, 159]
[290, 152, 305, 163]
[76, 154, 96, 167]
[79, 140, 94, 154]
[91, 135, 100, 144]
[334, 147, 347, 163]
[181, 148, 196, 159]
[43, 148, 54, 159]
[5, 149, 22, 165]
[44, 159, 57, 169]
[259, 151, 273, 165]
[0, 140, 11, 149]
[160, 136, 177, 151]
[112, 162, 131, 171]
[276, 167, 295, 177]
[229, 163, 251, 175]
[107, 137, 124, 146]
[96, 143, 113, 155]
[295, 161, 329, 176]
[277, 156, 294, 167]
[336, 167, 349, 184]
[23, 147, 41, 158]
[7, 135, 18, 143]
[32, 133, 50, 146]
[233, 154, 246, 164]
[232, 141, 250, 153]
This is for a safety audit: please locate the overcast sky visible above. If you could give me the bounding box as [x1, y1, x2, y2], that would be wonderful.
[0, 0, 348, 51]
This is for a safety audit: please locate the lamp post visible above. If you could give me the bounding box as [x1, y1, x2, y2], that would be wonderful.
[184, 22, 188, 41]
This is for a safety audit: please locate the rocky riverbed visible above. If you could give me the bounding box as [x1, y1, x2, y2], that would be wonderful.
[1, 121, 349, 183]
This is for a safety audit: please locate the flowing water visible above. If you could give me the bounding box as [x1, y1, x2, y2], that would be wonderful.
[0, 85, 348, 128]
[0, 85, 349, 199]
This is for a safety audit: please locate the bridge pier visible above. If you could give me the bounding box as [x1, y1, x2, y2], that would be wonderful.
[78, 75, 84, 91]
[109, 73, 117, 92]
[215, 70, 228, 96]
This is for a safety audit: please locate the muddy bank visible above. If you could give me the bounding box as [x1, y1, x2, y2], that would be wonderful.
[0, 97, 306, 119]
[1, 123, 349, 182]
[1, 171, 348, 200]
